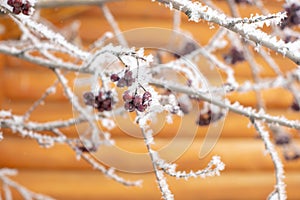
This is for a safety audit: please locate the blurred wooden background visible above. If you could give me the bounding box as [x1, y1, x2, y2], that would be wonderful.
[0, 0, 300, 199]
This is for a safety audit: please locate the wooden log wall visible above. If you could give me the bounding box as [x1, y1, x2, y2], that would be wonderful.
[0, 0, 300, 199]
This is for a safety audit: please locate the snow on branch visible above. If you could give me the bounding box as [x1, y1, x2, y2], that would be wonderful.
[156, 156, 225, 179]
[251, 120, 286, 200]
[156, 0, 300, 65]
[0, 168, 54, 200]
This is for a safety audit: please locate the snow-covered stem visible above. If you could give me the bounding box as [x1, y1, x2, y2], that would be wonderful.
[69, 143, 142, 187]
[242, 44, 265, 108]
[140, 128, 174, 200]
[23, 80, 59, 121]
[173, 10, 181, 32]
[156, 156, 225, 179]
[150, 79, 300, 130]
[251, 120, 286, 200]
[101, 4, 128, 47]
[0, 168, 54, 200]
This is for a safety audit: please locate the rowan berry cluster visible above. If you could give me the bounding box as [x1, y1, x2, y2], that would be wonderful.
[122, 90, 152, 112]
[110, 68, 152, 112]
[83, 90, 114, 112]
[7, 0, 31, 15]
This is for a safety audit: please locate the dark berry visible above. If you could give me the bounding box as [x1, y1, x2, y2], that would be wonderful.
[103, 99, 112, 111]
[117, 78, 126, 87]
[284, 152, 300, 161]
[124, 102, 135, 112]
[196, 110, 224, 126]
[83, 92, 95, 106]
[275, 133, 291, 145]
[7, 0, 14, 6]
[77, 144, 97, 153]
[110, 74, 120, 82]
[174, 42, 197, 58]
[22, 2, 31, 15]
[142, 91, 152, 106]
[187, 79, 192, 87]
[235, 0, 251, 4]
[13, 0, 22, 8]
[281, 3, 300, 29]
[284, 35, 299, 43]
[122, 91, 133, 102]
[136, 104, 147, 112]
[223, 47, 245, 65]
[142, 91, 151, 101]
[124, 70, 133, 80]
[178, 102, 190, 114]
[13, 6, 22, 14]
[133, 96, 143, 107]
[126, 78, 134, 87]
[196, 110, 212, 126]
[291, 100, 300, 111]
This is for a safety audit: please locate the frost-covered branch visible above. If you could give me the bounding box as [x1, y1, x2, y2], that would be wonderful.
[155, 0, 300, 65]
[0, 168, 54, 200]
[150, 79, 300, 130]
[251, 120, 286, 200]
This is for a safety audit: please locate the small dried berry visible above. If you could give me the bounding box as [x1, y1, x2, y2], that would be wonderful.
[83, 92, 95, 106]
[110, 74, 120, 82]
[117, 78, 126, 87]
[133, 96, 143, 107]
[284, 152, 300, 161]
[7, 0, 14, 6]
[223, 47, 245, 65]
[22, 1, 31, 15]
[13, 6, 22, 14]
[281, 3, 300, 29]
[136, 104, 147, 112]
[123, 91, 133, 102]
[291, 100, 300, 111]
[275, 133, 291, 145]
[142, 91, 151, 101]
[124, 102, 135, 112]
[196, 110, 224, 126]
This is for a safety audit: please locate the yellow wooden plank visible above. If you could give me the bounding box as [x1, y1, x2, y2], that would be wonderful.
[1, 137, 300, 171]
[6, 169, 300, 200]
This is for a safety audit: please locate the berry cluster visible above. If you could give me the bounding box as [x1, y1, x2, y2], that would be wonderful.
[110, 70, 135, 88]
[281, 3, 300, 29]
[223, 47, 245, 65]
[83, 90, 114, 112]
[196, 110, 224, 126]
[123, 90, 152, 112]
[7, 0, 31, 15]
